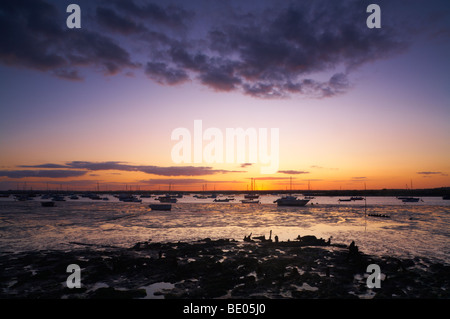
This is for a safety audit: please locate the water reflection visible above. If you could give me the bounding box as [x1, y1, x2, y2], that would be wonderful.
[0, 196, 449, 264]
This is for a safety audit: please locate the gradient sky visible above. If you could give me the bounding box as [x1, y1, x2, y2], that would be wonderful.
[0, 0, 449, 191]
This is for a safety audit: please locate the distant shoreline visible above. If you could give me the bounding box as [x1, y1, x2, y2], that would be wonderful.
[0, 187, 450, 197]
[1, 187, 449, 197]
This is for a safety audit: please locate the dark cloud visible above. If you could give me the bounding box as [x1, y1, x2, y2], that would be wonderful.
[0, 0, 65, 71]
[140, 178, 242, 185]
[0, 170, 87, 178]
[0, 0, 137, 79]
[96, 7, 146, 35]
[145, 62, 189, 85]
[137, 166, 242, 176]
[67, 30, 138, 76]
[278, 170, 310, 175]
[417, 171, 441, 175]
[20, 161, 243, 177]
[110, 0, 193, 29]
[142, 0, 406, 98]
[0, 0, 410, 98]
[20, 163, 68, 169]
[199, 64, 242, 92]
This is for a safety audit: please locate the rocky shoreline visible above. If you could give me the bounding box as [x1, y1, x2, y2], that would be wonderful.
[1, 235, 449, 299]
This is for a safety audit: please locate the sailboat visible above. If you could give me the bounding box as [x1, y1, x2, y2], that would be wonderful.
[157, 194, 177, 203]
[274, 177, 310, 207]
[402, 197, 420, 202]
[397, 180, 421, 202]
[240, 199, 260, 204]
[244, 178, 259, 199]
[149, 204, 172, 211]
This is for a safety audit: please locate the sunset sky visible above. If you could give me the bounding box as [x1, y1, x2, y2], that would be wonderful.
[0, 0, 449, 191]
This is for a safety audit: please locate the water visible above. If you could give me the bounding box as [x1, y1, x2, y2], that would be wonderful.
[0, 195, 449, 265]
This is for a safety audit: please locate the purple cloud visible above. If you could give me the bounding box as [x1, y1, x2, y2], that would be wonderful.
[19, 161, 243, 176]
[0, 170, 87, 178]
[0, 0, 409, 98]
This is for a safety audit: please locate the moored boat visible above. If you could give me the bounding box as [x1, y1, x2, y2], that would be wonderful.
[402, 197, 420, 202]
[274, 195, 309, 206]
[41, 201, 55, 207]
[118, 194, 142, 202]
[214, 198, 231, 202]
[241, 199, 260, 204]
[368, 213, 390, 218]
[157, 195, 177, 203]
[149, 204, 172, 211]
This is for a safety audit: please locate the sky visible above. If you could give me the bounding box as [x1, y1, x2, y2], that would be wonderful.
[0, 0, 449, 191]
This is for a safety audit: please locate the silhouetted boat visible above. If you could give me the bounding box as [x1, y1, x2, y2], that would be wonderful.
[241, 199, 260, 204]
[368, 213, 390, 218]
[89, 194, 102, 200]
[338, 198, 352, 202]
[157, 195, 177, 203]
[244, 178, 259, 199]
[214, 198, 232, 202]
[402, 197, 420, 202]
[274, 176, 309, 206]
[274, 195, 309, 206]
[41, 201, 55, 207]
[149, 204, 172, 211]
[351, 196, 364, 200]
[118, 194, 142, 202]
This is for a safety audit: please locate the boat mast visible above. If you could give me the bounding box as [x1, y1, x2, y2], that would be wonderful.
[364, 182, 367, 232]
[290, 176, 292, 193]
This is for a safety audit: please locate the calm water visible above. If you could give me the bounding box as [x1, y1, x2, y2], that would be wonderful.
[0, 195, 449, 264]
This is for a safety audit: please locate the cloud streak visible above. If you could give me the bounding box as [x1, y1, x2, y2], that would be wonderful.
[417, 171, 448, 177]
[0, 170, 87, 179]
[278, 170, 310, 175]
[19, 161, 243, 176]
[140, 178, 242, 185]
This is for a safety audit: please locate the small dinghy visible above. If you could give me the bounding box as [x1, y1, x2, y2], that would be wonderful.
[149, 204, 172, 211]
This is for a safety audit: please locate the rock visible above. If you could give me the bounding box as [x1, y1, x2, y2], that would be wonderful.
[1, 237, 449, 299]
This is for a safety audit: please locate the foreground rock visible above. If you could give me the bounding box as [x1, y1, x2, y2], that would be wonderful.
[1, 236, 449, 299]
